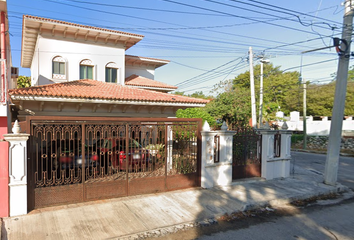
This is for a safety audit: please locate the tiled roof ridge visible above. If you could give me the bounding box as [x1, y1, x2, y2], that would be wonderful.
[24, 15, 144, 38]
[125, 75, 178, 89]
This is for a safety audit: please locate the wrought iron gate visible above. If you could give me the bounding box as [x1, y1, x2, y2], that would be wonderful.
[232, 127, 262, 179]
[27, 117, 201, 210]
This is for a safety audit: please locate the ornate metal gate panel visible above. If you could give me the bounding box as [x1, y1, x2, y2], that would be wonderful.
[27, 117, 202, 210]
[232, 127, 262, 179]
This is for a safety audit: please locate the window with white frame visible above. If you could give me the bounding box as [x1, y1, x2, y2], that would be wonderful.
[52, 56, 66, 79]
[105, 62, 118, 83]
[80, 59, 94, 79]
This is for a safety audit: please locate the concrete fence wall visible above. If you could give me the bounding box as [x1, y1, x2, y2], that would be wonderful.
[200, 122, 292, 189]
[278, 111, 354, 136]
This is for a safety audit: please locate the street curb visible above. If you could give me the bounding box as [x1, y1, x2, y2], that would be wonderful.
[116, 184, 351, 240]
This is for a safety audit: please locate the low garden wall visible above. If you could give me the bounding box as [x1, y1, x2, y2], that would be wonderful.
[292, 135, 354, 152]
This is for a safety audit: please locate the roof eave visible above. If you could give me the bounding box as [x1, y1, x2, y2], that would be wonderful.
[10, 95, 207, 107]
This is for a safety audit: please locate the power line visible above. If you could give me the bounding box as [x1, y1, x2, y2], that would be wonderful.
[161, 0, 332, 36]
[244, 0, 342, 26]
[204, 0, 340, 33]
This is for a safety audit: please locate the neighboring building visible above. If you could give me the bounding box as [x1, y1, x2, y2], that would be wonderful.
[0, 0, 13, 218]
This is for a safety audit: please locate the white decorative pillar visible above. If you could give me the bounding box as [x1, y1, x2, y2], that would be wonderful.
[258, 129, 275, 180]
[201, 121, 235, 188]
[258, 122, 292, 180]
[3, 121, 30, 216]
[279, 123, 292, 178]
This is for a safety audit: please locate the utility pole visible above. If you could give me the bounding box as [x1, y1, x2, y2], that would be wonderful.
[249, 47, 257, 127]
[258, 58, 269, 127]
[303, 78, 307, 149]
[324, 0, 354, 185]
[299, 54, 307, 149]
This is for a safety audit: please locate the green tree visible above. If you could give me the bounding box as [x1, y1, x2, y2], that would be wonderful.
[17, 76, 31, 88]
[306, 82, 354, 116]
[176, 108, 216, 127]
[205, 87, 251, 128]
[232, 63, 300, 116]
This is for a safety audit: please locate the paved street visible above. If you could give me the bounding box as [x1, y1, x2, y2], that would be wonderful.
[292, 151, 354, 190]
[195, 200, 354, 240]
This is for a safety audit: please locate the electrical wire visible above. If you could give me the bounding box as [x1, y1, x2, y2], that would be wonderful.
[161, 0, 334, 36]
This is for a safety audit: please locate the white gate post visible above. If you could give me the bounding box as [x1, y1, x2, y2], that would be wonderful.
[3, 121, 30, 216]
[279, 123, 292, 178]
[258, 123, 292, 180]
[258, 128, 275, 180]
[201, 122, 234, 188]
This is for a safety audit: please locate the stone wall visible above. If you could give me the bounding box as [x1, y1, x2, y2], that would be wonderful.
[293, 136, 354, 152]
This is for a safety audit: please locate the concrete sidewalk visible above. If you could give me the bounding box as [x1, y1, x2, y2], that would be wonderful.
[1, 166, 352, 240]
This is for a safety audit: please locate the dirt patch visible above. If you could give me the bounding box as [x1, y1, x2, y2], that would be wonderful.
[290, 193, 339, 207]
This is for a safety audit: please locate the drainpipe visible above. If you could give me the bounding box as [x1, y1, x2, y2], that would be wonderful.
[1, 11, 5, 59]
[1, 11, 6, 103]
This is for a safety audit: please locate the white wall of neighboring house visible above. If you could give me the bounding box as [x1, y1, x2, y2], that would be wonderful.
[31, 34, 126, 86]
[125, 65, 155, 80]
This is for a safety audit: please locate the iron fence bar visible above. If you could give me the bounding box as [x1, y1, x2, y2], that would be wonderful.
[165, 124, 168, 189]
[125, 123, 129, 196]
[82, 123, 85, 202]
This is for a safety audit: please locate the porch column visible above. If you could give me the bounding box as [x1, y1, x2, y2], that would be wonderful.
[201, 122, 234, 188]
[3, 121, 30, 217]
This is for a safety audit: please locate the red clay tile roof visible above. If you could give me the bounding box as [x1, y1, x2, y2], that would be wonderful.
[23, 15, 144, 38]
[9, 80, 208, 104]
[125, 75, 177, 90]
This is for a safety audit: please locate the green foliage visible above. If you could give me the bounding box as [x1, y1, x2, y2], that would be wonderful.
[206, 63, 300, 128]
[145, 143, 165, 151]
[206, 87, 251, 128]
[17, 76, 31, 88]
[231, 63, 300, 116]
[305, 82, 354, 116]
[291, 134, 304, 144]
[347, 65, 354, 82]
[176, 108, 216, 127]
[173, 91, 213, 100]
[174, 91, 185, 96]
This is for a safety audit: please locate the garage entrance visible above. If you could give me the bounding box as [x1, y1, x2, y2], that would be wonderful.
[27, 117, 202, 210]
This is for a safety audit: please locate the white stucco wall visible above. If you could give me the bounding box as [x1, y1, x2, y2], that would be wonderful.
[279, 114, 354, 136]
[31, 35, 126, 86]
[125, 65, 155, 80]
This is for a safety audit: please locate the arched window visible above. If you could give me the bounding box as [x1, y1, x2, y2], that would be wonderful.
[105, 62, 118, 83]
[52, 56, 66, 79]
[80, 59, 94, 79]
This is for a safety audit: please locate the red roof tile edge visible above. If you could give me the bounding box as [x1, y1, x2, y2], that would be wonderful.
[9, 79, 209, 104]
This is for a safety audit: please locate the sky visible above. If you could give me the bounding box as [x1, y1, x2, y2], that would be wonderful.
[6, 0, 348, 95]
